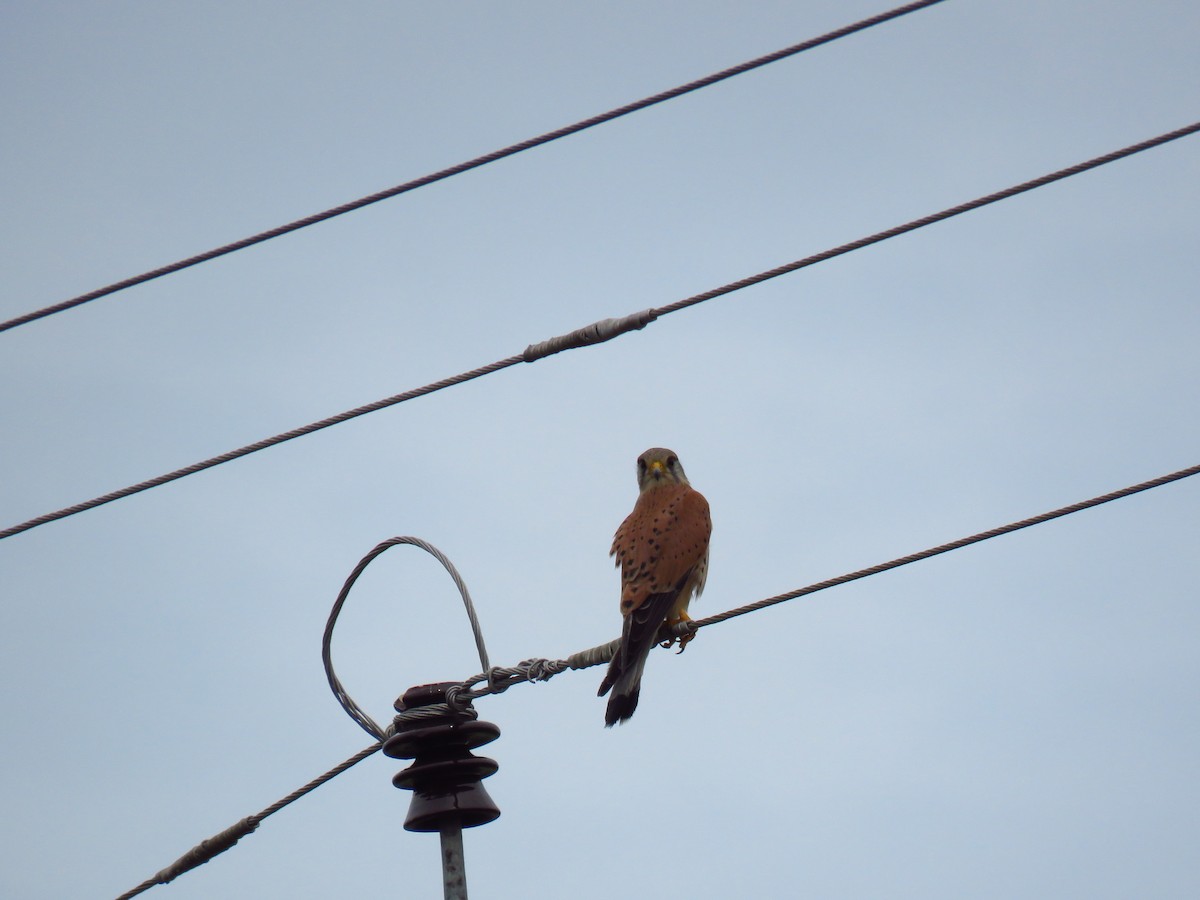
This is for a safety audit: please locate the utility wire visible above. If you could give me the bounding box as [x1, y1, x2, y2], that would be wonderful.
[426, 460, 1200, 710]
[114, 742, 382, 900]
[654, 120, 1200, 317]
[4, 120, 1197, 543]
[0, 0, 948, 334]
[114, 458, 1198, 898]
[0, 355, 524, 540]
[685, 460, 1200, 631]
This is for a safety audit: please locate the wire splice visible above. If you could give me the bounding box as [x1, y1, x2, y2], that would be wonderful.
[523, 309, 658, 362]
[150, 818, 259, 887]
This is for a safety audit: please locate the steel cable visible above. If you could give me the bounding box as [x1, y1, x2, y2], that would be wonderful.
[6, 120, 1197, 542]
[2, 0, 948, 334]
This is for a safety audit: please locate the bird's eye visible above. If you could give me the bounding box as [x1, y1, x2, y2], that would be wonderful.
[637, 458, 647, 471]
[667, 455, 678, 467]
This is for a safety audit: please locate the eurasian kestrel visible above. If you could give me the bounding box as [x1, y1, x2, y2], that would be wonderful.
[598, 448, 711, 726]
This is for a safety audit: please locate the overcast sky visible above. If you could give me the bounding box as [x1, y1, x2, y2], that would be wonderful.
[3, 2, 1199, 898]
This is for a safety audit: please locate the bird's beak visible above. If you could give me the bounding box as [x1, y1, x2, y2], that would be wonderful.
[648, 460, 666, 475]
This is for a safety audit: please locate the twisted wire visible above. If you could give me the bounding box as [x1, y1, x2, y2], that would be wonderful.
[7, 119, 1198, 543]
[3, 0, 948, 334]
[380, 645, 617, 730]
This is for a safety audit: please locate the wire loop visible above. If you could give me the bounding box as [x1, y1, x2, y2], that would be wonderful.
[322, 537, 491, 740]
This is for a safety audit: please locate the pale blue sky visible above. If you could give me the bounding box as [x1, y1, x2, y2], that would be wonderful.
[3, 2, 1199, 898]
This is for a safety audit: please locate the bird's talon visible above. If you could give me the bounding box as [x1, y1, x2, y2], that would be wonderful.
[663, 612, 696, 653]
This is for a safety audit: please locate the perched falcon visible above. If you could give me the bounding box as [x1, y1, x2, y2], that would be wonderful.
[598, 448, 711, 726]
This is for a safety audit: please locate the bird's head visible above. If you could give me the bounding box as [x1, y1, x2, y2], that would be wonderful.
[636, 447, 690, 491]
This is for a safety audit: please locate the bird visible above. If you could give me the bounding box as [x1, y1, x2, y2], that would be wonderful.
[598, 448, 711, 726]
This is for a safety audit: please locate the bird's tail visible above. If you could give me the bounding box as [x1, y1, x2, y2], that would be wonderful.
[597, 587, 682, 726]
[598, 645, 646, 727]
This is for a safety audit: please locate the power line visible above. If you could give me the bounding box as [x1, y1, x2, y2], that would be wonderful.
[686, 460, 1200, 631]
[4, 120, 1196, 543]
[420, 461, 1200, 711]
[0, 355, 524, 540]
[113, 458, 1198, 898]
[655, 120, 1200, 317]
[0, 0, 949, 335]
[114, 742, 383, 900]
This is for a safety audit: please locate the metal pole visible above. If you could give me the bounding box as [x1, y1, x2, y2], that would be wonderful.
[440, 824, 468, 900]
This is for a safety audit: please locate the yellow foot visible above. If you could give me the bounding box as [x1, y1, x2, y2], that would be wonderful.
[659, 611, 696, 653]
